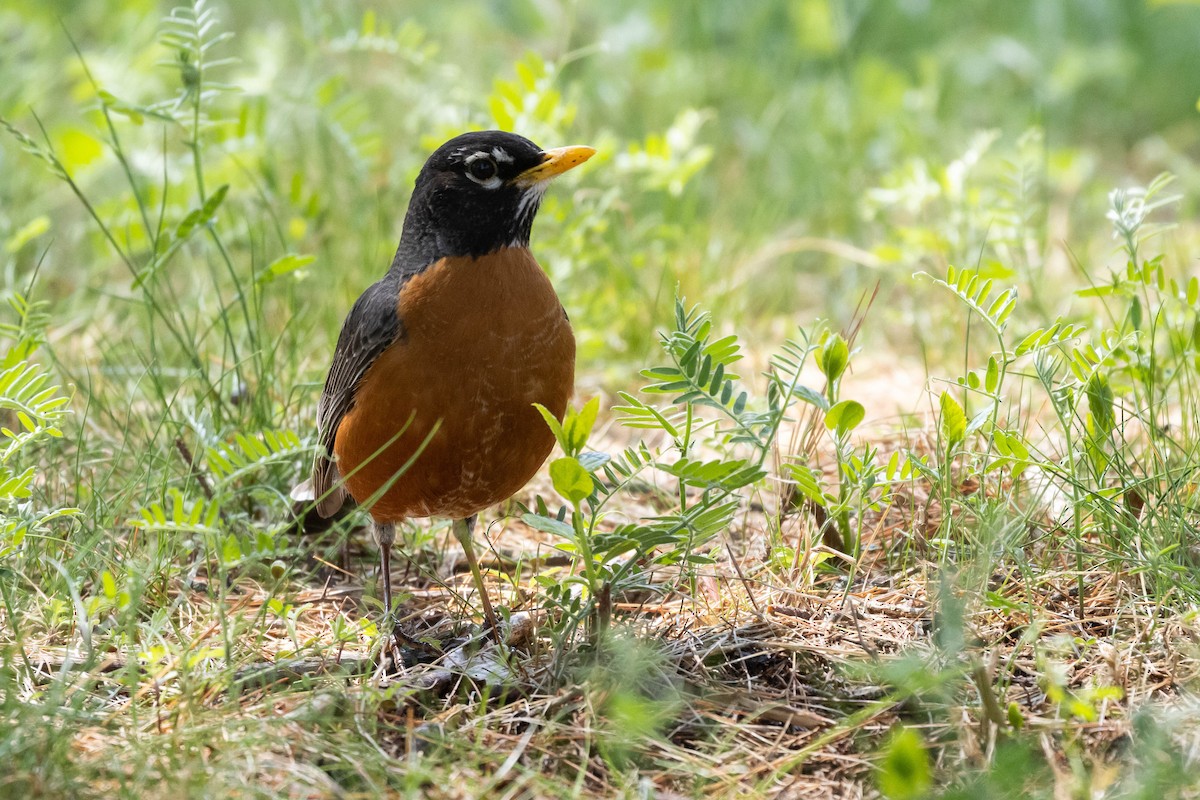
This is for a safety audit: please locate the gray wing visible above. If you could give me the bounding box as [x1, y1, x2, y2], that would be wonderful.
[312, 275, 405, 517]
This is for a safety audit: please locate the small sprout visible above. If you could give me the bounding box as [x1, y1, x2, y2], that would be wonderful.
[877, 726, 931, 800]
[818, 333, 849, 383]
[939, 391, 966, 447]
[1007, 701, 1025, 730]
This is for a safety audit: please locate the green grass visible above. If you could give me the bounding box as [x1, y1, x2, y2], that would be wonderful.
[3, 1, 1200, 797]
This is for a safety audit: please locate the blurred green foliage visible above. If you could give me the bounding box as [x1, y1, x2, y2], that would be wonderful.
[3, 0, 1200, 361]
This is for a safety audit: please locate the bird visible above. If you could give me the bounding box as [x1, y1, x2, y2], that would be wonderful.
[309, 130, 595, 639]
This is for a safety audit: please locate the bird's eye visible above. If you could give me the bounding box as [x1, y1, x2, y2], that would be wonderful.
[468, 157, 497, 181]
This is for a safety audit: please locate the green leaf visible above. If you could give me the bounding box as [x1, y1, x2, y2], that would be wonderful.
[783, 462, 831, 507]
[1075, 285, 1119, 298]
[522, 512, 575, 540]
[101, 570, 118, 599]
[533, 403, 566, 449]
[985, 355, 999, 394]
[1003, 430, 1030, 460]
[222, 533, 242, 564]
[792, 385, 829, 410]
[663, 458, 765, 490]
[1007, 701, 1025, 730]
[876, 727, 931, 800]
[1086, 372, 1115, 436]
[4, 215, 50, 254]
[613, 391, 682, 436]
[256, 253, 315, 284]
[201, 184, 230, 220]
[174, 185, 230, 240]
[818, 334, 849, 383]
[709, 362, 725, 394]
[703, 334, 742, 365]
[824, 399, 865, 435]
[489, 95, 513, 130]
[577, 451, 611, 472]
[939, 391, 966, 446]
[732, 391, 747, 416]
[58, 129, 103, 169]
[549, 457, 593, 504]
[562, 396, 600, 455]
[966, 407, 992, 436]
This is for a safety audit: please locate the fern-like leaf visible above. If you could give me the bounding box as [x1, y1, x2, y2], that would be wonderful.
[205, 429, 306, 489]
[919, 266, 1018, 336]
[129, 488, 222, 535]
[153, 0, 237, 125]
[661, 457, 765, 490]
[1013, 319, 1089, 358]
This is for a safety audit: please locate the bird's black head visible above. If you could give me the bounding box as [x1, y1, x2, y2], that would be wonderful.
[392, 131, 595, 272]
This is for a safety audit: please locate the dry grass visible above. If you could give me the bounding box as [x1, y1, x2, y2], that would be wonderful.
[13, 417, 1199, 799]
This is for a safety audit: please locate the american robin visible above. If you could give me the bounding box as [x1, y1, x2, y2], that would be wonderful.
[310, 130, 595, 636]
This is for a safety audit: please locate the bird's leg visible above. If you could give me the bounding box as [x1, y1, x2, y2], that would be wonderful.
[452, 516, 500, 636]
[374, 520, 399, 650]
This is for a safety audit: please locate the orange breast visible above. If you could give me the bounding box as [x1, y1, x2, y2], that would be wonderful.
[333, 248, 575, 522]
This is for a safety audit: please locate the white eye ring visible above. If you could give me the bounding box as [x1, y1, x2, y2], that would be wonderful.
[465, 153, 502, 189]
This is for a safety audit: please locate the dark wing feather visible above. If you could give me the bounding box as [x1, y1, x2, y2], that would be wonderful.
[312, 275, 405, 517]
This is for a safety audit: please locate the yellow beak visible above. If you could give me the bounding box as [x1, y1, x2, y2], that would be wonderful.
[514, 145, 596, 187]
